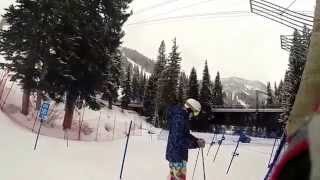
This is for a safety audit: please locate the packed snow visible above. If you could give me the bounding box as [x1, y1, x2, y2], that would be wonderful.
[236, 96, 249, 108]
[0, 109, 278, 180]
[0, 73, 278, 180]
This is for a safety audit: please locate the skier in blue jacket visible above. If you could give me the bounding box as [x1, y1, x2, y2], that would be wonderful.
[166, 98, 206, 180]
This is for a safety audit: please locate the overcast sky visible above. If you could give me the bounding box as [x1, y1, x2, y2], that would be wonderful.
[0, 0, 316, 84]
[123, 0, 315, 84]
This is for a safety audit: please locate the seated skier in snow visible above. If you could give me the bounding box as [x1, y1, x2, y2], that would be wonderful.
[166, 98, 206, 180]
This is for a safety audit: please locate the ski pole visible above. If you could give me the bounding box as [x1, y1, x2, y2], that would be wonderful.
[213, 133, 225, 162]
[267, 138, 278, 167]
[120, 121, 133, 180]
[33, 119, 43, 150]
[207, 133, 217, 156]
[192, 148, 200, 180]
[226, 136, 240, 174]
[201, 148, 206, 180]
[264, 133, 286, 180]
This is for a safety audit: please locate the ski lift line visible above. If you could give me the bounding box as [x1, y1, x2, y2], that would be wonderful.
[129, 10, 251, 24]
[126, 14, 252, 27]
[284, 0, 297, 12]
[251, 6, 313, 30]
[251, 3, 314, 25]
[251, 9, 309, 32]
[281, 40, 309, 47]
[280, 37, 310, 53]
[254, 0, 314, 19]
[132, 0, 181, 15]
[135, 0, 218, 22]
[281, 42, 309, 52]
[280, 34, 310, 40]
[281, 45, 305, 54]
[280, 38, 309, 47]
[127, 11, 251, 25]
[251, 2, 314, 26]
[285, 46, 309, 53]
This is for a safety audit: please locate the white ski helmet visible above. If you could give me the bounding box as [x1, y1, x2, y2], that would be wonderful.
[184, 98, 201, 116]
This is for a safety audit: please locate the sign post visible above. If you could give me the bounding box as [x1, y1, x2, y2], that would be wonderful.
[33, 101, 50, 150]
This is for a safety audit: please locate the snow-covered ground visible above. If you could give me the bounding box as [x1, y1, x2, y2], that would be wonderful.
[0, 109, 276, 180]
[0, 69, 277, 180]
[0, 79, 146, 142]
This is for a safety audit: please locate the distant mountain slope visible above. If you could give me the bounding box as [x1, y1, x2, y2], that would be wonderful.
[221, 77, 267, 108]
[121, 47, 155, 74]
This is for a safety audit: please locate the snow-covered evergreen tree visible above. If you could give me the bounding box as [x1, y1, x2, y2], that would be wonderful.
[131, 65, 140, 103]
[187, 67, 199, 100]
[20, 0, 132, 130]
[266, 82, 273, 107]
[158, 38, 181, 128]
[273, 82, 279, 105]
[0, 0, 48, 115]
[177, 72, 188, 105]
[122, 64, 132, 108]
[198, 60, 213, 132]
[280, 28, 311, 123]
[137, 71, 146, 103]
[143, 41, 167, 120]
[212, 72, 224, 106]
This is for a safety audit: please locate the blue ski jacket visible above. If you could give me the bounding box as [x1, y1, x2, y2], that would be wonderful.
[166, 105, 199, 163]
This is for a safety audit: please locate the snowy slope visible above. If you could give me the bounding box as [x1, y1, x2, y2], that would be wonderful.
[222, 77, 268, 108]
[0, 76, 280, 180]
[0, 57, 277, 180]
[0, 109, 278, 180]
[126, 57, 151, 77]
[1, 82, 148, 142]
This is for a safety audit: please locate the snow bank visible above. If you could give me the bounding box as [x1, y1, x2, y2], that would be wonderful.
[0, 69, 150, 142]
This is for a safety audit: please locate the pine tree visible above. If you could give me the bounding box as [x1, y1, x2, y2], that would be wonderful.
[0, 0, 49, 115]
[280, 28, 311, 123]
[131, 65, 140, 103]
[122, 65, 132, 108]
[137, 71, 146, 103]
[158, 38, 181, 127]
[102, 50, 122, 109]
[177, 72, 188, 104]
[143, 41, 167, 119]
[198, 61, 213, 132]
[277, 80, 284, 105]
[40, 0, 132, 130]
[187, 67, 199, 100]
[274, 82, 278, 104]
[281, 71, 291, 122]
[266, 82, 273, 107]
[212, 72, 224, 106]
